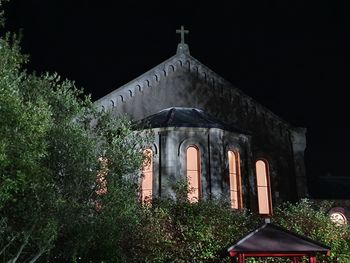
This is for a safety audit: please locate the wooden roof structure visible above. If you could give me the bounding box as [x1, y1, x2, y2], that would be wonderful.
[227, 223, 330, 263]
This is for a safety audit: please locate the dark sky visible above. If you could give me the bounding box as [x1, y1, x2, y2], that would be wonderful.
[3, 1, 350, 196]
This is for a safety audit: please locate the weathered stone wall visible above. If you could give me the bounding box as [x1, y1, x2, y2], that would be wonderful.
[95, 51, 307, 204]
[145, 127, 252, 204]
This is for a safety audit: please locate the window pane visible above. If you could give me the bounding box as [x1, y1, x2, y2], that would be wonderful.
[256, 160, 271, 215]
[96, 157, 108, 195]
[228, 151, 237, 174]
[256, 160, 267, 186]
[187, 171, 199, 190]
[187, 147, 199, 171]
[257, 186, 269, 214]
[330, 212, 347, 226]
[187, 146, 200, 202]
[141, 149, 153, 203]
[229, 151, 240, 209]
[228, 151, 238, 209]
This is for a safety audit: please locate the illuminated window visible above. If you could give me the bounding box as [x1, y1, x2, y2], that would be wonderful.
[256, 160, 272, 215]
[95, 157, 108, 211]
[329, 208, 348, 226]
[141, 149, 153, 203]
[96, 157, 108, 195]
[187, 146, 201, 202]
[330, 212, 347, 226]
[228, 151, 242, 209]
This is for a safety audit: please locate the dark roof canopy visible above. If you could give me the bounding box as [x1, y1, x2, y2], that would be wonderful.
[134, 107, 247, 134]
[228, 223, 330, 257]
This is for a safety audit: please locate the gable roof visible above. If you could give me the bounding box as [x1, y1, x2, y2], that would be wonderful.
[94, 43, 291, 128]
[94, 43, 235, 110]
[134, 107, 249, 134]
[228, 223, 330, 255]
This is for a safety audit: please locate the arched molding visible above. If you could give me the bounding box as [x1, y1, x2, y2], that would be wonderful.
[178, 137, 208, 199]
[192, 66, 199, 77]
[117, 95, 124, 103]
[143, 142, 159, 156]
[178, 138, 206, 157]
[168, 64, 175, 73]
[202, 71, 207, 82]
[185, 60, 190, 71]
[211, 77, 215, 88]
[154, 74, 159, 82]
[177, 60, 183, 67]
[224, 143, 241, 154]
[144, 79, 151, 87]
[136, 84, 142, 92]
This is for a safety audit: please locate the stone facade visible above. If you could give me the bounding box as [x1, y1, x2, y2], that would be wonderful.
[95, 41, 308, 214]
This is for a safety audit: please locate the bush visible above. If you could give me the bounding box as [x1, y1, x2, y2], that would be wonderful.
[131, 194, 350, 263]
[272, 199, 350, 263]
[246, 199, 350, 263]
[131, 181, 259, 263]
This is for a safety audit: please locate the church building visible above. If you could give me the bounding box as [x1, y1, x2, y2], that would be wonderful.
[95, 26, 308, 216]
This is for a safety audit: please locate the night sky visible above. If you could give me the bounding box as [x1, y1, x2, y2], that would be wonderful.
[2, 1, 350, 197]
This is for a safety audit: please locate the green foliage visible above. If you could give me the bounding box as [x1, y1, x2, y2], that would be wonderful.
[0, 0, 9, 27]
[273, 199, 350, 263]
[245, 199, 350, 263]
[0, 21, 57, 262]
[2, 3, 350, 263]
[130, 193, 350, 263]
[0, 5, 150, 261]
[131, 181, 259, 263]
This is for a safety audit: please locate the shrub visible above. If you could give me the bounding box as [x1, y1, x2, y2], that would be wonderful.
[131, 195, 350, 263]
[131, 181, 259, 263]
[272, 199, 350, 263]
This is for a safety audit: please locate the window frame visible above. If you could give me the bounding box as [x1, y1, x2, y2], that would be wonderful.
[228, 150, 243, 209]
[186, 145, 201, 202]
[141, 148, 154, 204]
[255, 159, 273, 216]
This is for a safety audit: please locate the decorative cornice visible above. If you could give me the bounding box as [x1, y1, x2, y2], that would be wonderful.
[94, 52, 292, 130]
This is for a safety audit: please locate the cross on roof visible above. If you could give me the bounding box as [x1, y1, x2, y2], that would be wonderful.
[176, 25, 189, 44]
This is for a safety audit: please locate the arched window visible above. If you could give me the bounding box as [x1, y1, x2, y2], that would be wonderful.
[256, 160, 272, 215]
[330, 212, 347, 226]
[96, 157, 108, 196]
[141, 149, 153, 203]
[187, 146, 201, 202]
[95, 157, 108, 211]
[228, 151, 242, 209]
[329, 207, 348, 226]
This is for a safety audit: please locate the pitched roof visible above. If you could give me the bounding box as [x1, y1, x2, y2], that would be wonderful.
[228, 223, 330, 255]
[134, 107, 248, 134]
[94, 43, 291, 128]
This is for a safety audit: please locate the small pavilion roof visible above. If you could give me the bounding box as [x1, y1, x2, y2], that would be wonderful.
[228, 223, 331, 256]
[134, 107, 248, 134]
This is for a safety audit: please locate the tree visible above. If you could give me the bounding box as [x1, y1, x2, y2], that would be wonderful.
[131, 181, 260, 263]
[273, 199, 350, 263]
[0, 2, 149, 261]
[131, 183, 350, 263]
